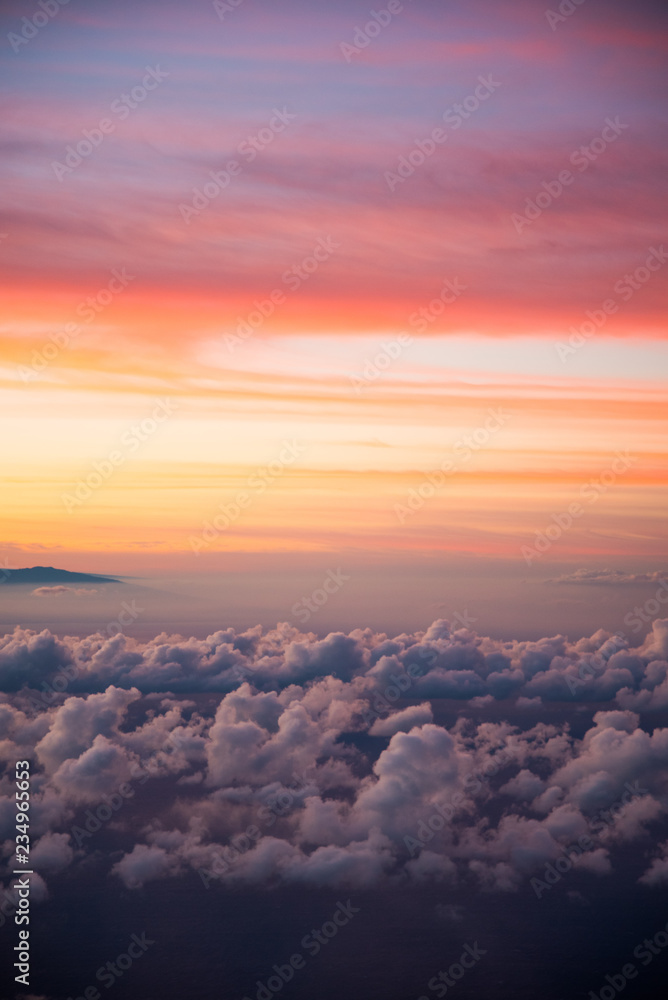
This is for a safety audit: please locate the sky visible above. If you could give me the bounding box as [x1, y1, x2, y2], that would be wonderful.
[1, 0, 667, 639]
[2, 4, 668, 1000]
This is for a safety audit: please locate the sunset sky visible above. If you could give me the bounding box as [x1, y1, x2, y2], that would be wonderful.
[3, 7, 668, 1000]
[1, 0, 667, 633]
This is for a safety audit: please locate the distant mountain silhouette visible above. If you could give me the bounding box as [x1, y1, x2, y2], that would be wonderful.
[2, 566, 120, 585]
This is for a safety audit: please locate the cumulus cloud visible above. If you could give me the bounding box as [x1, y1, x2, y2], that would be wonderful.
[546, 569, 668, 586]
[369, 703, 433, 736]
[111, 843, 176, 889]
[52, 734, 135, 803]
[516, 697, 542, 710]
[29, 832, 74, 873]
[639, 840, 668, 886]
[500, 769, 545, 801]
[31, 586, 97, 597]
[35, 687, 141, 772]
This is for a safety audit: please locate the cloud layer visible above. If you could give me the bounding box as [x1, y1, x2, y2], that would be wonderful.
[1, 618, 668, 905]
[3, 617, 668, 707]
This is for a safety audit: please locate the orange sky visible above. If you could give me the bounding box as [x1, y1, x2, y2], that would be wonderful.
[1, 0, 667, 582]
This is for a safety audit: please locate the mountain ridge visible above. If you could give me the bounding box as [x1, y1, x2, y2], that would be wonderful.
[1, 566, 120, 585]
